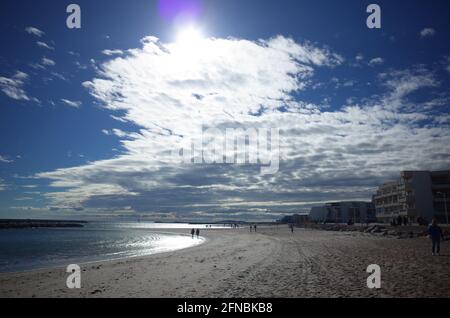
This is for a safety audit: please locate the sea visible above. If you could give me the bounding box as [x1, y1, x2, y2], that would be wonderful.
[0, 222, 225, 273]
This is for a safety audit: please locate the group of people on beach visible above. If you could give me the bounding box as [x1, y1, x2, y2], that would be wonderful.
[192, 219, 445, 256]
[190, 228, 200, 239]
[391, 215, 409, 227]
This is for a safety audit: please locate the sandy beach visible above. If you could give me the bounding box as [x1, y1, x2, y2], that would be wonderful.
[0, 226, 449, 298]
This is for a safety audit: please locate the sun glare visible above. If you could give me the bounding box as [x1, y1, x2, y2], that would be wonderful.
[176, 26, 204, 46]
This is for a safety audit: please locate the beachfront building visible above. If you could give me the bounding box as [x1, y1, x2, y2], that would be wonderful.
[309, 202, 376, 224]
[278, 213, 310, 224]
[372, 171, 450, 223]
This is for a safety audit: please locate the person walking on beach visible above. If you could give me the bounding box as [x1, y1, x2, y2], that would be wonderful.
[254, 224, 257, 232]
[196, 228, 200, 238]
[191, 228, 195, 239]
[249, 225, 252, 232]
[428, 219, 444, 256]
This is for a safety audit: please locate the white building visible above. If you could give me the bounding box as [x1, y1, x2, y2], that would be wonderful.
[373, 171, 450, 223]
[309, 201, 375, 223]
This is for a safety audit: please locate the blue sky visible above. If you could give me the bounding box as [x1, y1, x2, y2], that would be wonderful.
[0, 0, 450, 221]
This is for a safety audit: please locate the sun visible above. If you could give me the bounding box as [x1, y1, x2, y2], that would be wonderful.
[176, 26, 204, 46]
[171, 24, 210, 64]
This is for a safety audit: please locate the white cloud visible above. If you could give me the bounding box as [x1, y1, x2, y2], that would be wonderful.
[14, 197, 34, 201]
[0, 71, 36, 101]
[368, 57, 384, 67]
[0, 155, 13, 163]
[25, 27, 45, 37]
[350, 54, 365, 68]
[420, 28, 436, 38]
[14, 71, 28, 80]
[74, 61, 88, 70]
[29, 63, 46, 71]
[42, 57, 56, 66]
[22, 185, 38, 189]
[68, 51, 80, 57]
[61, 99, 82, 108]
[37, 41, 54, 50]
[330, 77, 355, 89]
[102, 49, 124, 56]
[380, 67, 438, 110]
[31, 57, 56, 71]
[35, 35, 450, 220]
[0, 179, 5, 191]
[50, 72, 67, 81]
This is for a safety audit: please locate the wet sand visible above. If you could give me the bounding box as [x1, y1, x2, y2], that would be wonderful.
[0, 227, 449, 298]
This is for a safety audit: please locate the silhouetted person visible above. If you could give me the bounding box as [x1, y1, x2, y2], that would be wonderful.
[249, 225, 252, 232]
[191, 228, 195, 239]
[403, 216, 409, 226]
[254, 225, 257, 232]
[196, 228, 200, 238]
[397, 215, 403, 227]
[428, 219, 444, 256]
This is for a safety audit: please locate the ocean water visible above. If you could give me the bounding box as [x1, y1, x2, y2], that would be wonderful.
[0, 222, 210, 273]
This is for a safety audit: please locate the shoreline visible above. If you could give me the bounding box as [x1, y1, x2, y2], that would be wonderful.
[0, 229, 207, 275]
[1, 227, 449, 298]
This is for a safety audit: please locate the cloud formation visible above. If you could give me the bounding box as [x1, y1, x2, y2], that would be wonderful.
[61, 99, 82, 108]
[368, 57, 384, 67]
[42, 57, 56, 67]
[0, 155, 13, 163]
[102, 49, 124, 56]
[25, 27, 45, 37]
[420, 28, 436, 38]
[0, 71, 36, 101]
[37, 41, 54, 50]
[35, 35, 450, 221]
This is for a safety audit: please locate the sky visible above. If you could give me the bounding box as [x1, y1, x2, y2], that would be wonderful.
[0, 0, 450, 222]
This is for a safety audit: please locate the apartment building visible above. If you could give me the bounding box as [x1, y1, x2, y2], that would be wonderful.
[309, 201, 376, 223]
[373, 171, 450, 223]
